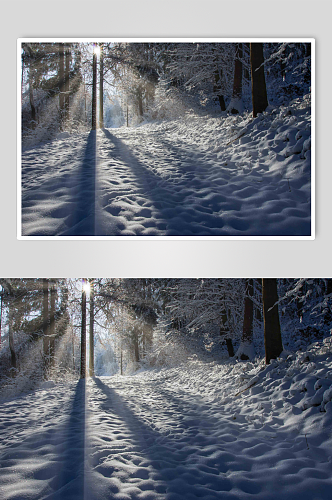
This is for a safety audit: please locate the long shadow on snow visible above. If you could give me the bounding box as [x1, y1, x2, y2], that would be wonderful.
[93, 376, 233, 497]
[60, 131, 96, 236]
[102, 129, 228, 236]
[44, 379, 86, 500]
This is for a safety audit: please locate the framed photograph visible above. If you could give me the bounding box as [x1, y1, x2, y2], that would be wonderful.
[18, 39, 314, 239]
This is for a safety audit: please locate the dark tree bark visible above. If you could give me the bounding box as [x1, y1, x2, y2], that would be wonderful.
[137, 85, 143, 119]
[230, 43, 243, 114]
[239, 278, 254, 360]
[43, 279, 50, 367]
[0, 291, 3, 349]
[89, 279, 95, 377]
[220, 309, 234, 357]
[49, 280, 56, 365]
[225, 338, 235, 357]
[80, 280, 87, 378]
[213, 69, 226, 111]
[29, 67, 36, 128]
[250, 43, 268, 117]
[58, 43, 65, 127]
[64, 44, 70, 121]
[91, 48, 97, 130]
[8, 303, 17, 376]
[262, 278, 283, 364]
[133, 327, 140, 363]
[99, 44, 104, 129]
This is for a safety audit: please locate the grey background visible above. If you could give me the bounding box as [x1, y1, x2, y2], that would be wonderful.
[2, 0, 329, 278]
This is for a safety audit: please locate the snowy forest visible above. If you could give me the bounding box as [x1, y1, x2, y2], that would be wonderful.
[0, 278, 332, 499]
[20, 41, 312, 237]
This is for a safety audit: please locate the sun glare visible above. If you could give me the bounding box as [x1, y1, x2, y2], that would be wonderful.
[82, 280, 90, 296]
[93, 45, 101, 56]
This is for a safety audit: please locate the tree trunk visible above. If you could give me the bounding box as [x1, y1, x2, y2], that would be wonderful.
[29, 67, 36, 128]
[230, 43, 243, 114]
[64, 44, 70, 121]
[43, 278, 50, 368]
[220, 309, 234, 357]
[89, 279, 94, 377]
[58, 43, 65, 128]
[0, 292, 3, 349]
[133, 328, 140, 363]
[242, 279, 254, 343]
[225, 338, 235, 357]
[80, 280, 87, 378]
[262, 278, 283, 364]
[99, 44, 104, 129]
[250, 43, 268, 117]
[8, 302, 17, 376]
[91, 48, 97, 130]
[239, 278, 254, 360]
[213, 69, 226, 111]
[49, 280, 56, 366]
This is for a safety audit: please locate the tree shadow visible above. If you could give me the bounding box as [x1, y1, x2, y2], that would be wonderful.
[92, 376, 235, 498]
[44, 379, 86, 499]
[102, 129, 228, 236]
[60, 131, 96, 235]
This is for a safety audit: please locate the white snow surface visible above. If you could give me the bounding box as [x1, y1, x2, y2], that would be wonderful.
[21, 96, 312, 237]
[1, 339, 332, 499]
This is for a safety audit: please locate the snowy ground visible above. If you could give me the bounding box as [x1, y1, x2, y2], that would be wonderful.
[1, 338, 332, 499]
[21, 95, 312, 237]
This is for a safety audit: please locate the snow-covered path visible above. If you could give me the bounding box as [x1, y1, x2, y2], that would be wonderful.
[1, 347, 332, 500]
[21, 98, 312, 237]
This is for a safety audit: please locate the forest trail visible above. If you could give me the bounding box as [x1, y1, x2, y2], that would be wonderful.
[1, 360, 332, 500]
[21, 101, 311, 237]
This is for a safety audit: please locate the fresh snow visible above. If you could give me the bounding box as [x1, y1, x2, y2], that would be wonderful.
[1, 338, 332, 500]
[21, 95, 311, 237]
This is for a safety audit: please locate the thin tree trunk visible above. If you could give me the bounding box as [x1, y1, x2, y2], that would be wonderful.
[64, 44, 70, 121]
[0, 292, 2, 349]
[120, 349, 123, 375]
[230, 43, 243, 114]
[262, 278, 283, 364]
[92, 48, 97, 130]
[43, 279, 50, 369]
[220, 309, 234, 358]
[89, 279, 94, 377]
[99, 44, 104, 129]
[213, 69, 226, 111]
[59, 43, 65, 128]
[133, 328, 140, 363]
[250, 43, 268, 117]
[29, 67, 36, 128]
[8, 303, 17, 376]
[242, 279, 254, 343]
[80, 280, 87, 378]
[49, 280, 56, 366]
[72, 325, 75, 371]
[226, 338, 235, 357]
